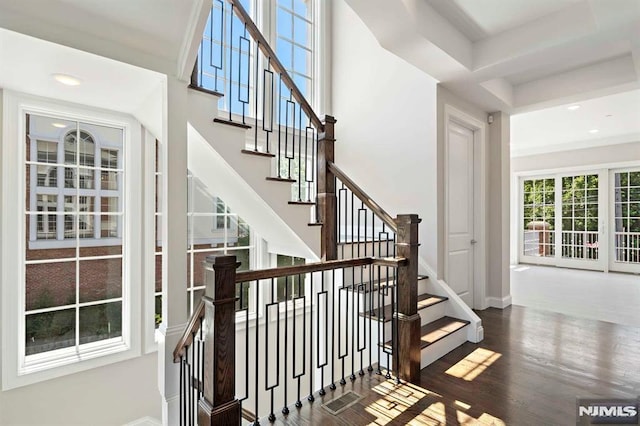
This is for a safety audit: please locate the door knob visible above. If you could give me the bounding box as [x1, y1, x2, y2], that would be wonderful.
[471, 239, 477, 244]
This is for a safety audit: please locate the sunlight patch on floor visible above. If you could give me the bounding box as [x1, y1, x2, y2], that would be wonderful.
[445, 348, 502, 381]
[361, 380, 505, 425]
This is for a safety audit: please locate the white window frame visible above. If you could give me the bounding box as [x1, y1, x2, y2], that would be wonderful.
[1, 91, 142, 390]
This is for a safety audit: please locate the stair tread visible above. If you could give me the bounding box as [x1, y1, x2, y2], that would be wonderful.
[188, 84, 224, 98]
[288, 201, 315, 205]
[214, 117, 252, 129]
[382, 316, 470, 350]
[241, 149, 275, 158]
[361, 293, 447, 322]
[418, 316, 470, 349]
[266, 176, 296, 183]
[344, 274, 428, 294]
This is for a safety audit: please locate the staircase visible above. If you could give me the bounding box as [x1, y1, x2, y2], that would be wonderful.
[365, 276, 470, 369]
[173, 0, 483, 424]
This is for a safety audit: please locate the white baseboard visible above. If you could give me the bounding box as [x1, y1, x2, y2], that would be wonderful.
[486, 295, 512, 309]
[123, 417, 162, 426]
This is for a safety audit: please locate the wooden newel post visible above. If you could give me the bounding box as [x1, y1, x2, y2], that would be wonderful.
[395, 214, 421, 383]
[199, 255, 241, 425]
[317, 115, 337, 261]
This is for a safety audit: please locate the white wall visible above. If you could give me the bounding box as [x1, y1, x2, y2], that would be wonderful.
[330, 0, 439, 274]
[0, 353, 161, 426]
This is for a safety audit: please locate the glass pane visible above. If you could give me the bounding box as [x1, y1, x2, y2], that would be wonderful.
[78, 214, 96, 239]
[101, 149, 119, 169]
[155, 254, 163, 292]
[37, 141, 58, 163]
[79, 302, 122, 344]
[26, 309, 75, 356]
[277, 7, 293, 39]
[78, 132, 95, 167]
[78, 168, 95, 189]
[155, 295, 162, 329]
[26, 262, 76, 311]
[79, 258, 122, 303]
[101, 170, 119, 190]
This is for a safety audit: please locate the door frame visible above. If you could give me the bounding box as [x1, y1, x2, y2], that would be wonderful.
[443, 105, 487, 310]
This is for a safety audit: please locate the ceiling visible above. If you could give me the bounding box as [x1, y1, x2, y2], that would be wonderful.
[345, 0, 640, 153]
[511, 89, 640, 156]
[345, 0, 640, 112]
[0, 28, 165, 134]
[0, 0, 204, 76]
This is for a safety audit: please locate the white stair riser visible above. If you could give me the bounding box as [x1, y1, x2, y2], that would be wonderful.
[420, 326, 468, 368]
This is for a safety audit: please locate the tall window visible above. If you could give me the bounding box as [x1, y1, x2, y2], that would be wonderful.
[522, 178, 555, 257]
[24, 114, 124, 358]
[188, 174, 254, 313]
[276, 0, 314, 103]
[561, 174, 599, 260]
[153, 141, 255, 328]
[613, 171, 640, 264]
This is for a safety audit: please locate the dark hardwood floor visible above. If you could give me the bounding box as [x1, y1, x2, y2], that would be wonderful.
[263, 305, 640, 425]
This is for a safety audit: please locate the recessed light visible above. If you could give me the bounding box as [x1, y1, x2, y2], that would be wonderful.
[567, 105, 581, 111]
[606, 114, 613, 117]
[52, 73, 82, 86]
[589, 129, 599, 134]
[51, 123, 67, 128]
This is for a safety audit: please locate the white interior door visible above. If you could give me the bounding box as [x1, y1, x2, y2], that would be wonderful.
[447, 121, 474, 307]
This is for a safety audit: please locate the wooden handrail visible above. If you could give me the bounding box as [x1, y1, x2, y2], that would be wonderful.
[235, 256, 406, 282]
[173, 256, 404, 362]
[230, 0, 324, 132]
[328, 161, 398, 232]
[173, 299, 205, 362]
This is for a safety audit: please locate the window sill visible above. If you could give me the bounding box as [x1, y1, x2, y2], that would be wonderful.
[4, 339, 138, 391]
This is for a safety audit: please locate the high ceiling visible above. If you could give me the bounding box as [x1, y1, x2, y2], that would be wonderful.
[346, 0, 640, 113]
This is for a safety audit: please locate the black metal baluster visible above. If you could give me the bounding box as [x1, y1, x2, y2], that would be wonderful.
[297, 106, 303, 201]
[228, 3, 234, 121]
[254, 280, 260, 425]
[199, 317, 204, 397]
[285, 100, 295, 181]
[238, 28, 250, 123]
[282, 275, 289, 415]
[254, 40, 260, 151]
[186, 346, 192, 426]
[266, 278, 279, 423]
[213, 0, 224, 92]
[277, 76, 283, 177]
[180, 355, 184, 426]
[329, 269, 336, 391]
[308, 272, 315, 402]
[293, 273, 306, 408]
[262, 60, 274, 153]
[317, 271, 328, 396]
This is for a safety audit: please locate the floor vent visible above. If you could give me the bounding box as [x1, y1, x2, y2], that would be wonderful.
[322, 391, 362, 415]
